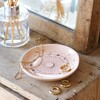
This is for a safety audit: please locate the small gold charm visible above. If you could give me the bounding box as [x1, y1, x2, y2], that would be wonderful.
[60, 64, 71, 72]
[49, 86, 61, 95]
[60, 80, 71, 88]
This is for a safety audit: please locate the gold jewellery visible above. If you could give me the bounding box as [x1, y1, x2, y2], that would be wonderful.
[60, 80, 71, 88]
[49, 86, 61, 95]
[49, 80, 71, 95]
[60, 64, 71, 72]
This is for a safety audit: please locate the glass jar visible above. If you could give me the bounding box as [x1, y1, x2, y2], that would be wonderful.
[0, 2, 29, 47]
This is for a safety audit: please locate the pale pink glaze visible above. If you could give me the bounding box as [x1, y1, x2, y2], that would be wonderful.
[20, 44, 79, 81]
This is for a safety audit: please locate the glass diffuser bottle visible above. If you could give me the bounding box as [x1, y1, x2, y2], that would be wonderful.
[0, 0, 29, 47]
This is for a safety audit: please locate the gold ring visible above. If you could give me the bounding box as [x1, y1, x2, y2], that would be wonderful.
[49, 86, 61, 95]
[60, 65, 71, 72]
[60, 80, 71, 88]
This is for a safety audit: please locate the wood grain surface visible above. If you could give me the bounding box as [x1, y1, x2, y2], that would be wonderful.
[0, 30, 100, 100]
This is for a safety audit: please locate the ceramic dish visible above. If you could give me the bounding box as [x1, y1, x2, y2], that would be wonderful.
[20, 44, 79, 81]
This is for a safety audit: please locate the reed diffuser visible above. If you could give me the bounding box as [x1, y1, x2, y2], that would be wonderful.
[0, 0, 29, 47]
[41, 0, 69, 22]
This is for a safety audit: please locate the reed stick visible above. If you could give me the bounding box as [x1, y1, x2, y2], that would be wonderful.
[8, 0, 14, 6]
[15, 0, 18, 6]
[5, 0, 22, 45]
[4, 19, 10, 44]
[8, 0, 10, 6]
[8, 0, 19, 6]
[11, 19, 14, 45]
[56, 0, 65, 20]
[56, 0, 60, 19]
[15, 18, 22, 41]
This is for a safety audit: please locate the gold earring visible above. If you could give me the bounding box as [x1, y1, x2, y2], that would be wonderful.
[60, 80, 71, 88]
[60, 64, 71, 72]
[49, 86, 61, 95]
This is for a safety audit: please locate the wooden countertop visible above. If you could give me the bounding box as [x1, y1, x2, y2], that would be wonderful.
[0, 31, 100, 100]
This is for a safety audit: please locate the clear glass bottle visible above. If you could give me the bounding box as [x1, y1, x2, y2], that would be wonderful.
[0, 2, 29, 47]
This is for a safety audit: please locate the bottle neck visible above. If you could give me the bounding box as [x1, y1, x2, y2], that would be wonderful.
[4, 2, 19, 17]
